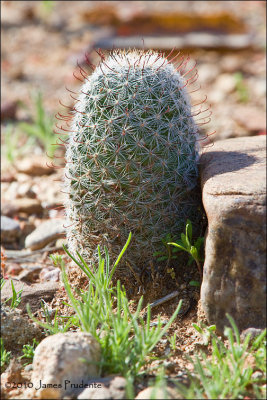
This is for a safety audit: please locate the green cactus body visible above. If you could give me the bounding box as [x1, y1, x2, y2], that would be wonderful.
[64, 49, 200, 267]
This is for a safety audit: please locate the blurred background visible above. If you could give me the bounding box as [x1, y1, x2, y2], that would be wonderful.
[1, 1, 266, 250]
[2, 0, 266, 157]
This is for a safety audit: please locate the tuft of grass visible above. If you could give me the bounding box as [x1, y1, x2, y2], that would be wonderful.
[234, 72, 249, 103]
[39, 0, 55, 19]
[27, 299, 79, 335]
[2, 124, 34, 164]
[175, 316, 266, 399]
[28, 233, 182, 380]
[19, 92, 57, 156]
[62, 233, 182, 378]
[1, 278, 23, 309]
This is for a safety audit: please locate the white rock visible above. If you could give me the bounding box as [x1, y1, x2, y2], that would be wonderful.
[31, 332, 101, 398]
[78, 376, 126, 399]
[215, 73, 236, 95]
[1, 215, 21, 243]
[25, 218, 65, 250]
[135, 386, 181, 399]
[197, 63, 220, 84]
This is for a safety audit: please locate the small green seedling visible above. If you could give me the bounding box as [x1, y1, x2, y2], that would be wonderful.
[168, 219, 204, 278]
[234, 72, 249, 103]
[189, 280, 201, 287]
[50, 253, 65, 268]
[40, 0, 55, 16]
[192, 323, 217, 345]
[1, 338, 11, 372]
[153, 233, 180, 263]
[19, 338, 39, 366]
[168, 332, 177, 352]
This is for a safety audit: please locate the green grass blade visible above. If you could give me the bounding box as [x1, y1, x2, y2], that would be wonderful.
[109, 232, 132, 281]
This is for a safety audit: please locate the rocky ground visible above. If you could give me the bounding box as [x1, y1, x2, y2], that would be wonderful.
[1, 1, 266, 399]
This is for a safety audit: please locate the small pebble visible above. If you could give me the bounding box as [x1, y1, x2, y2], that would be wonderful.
[24, 364, 33, 372]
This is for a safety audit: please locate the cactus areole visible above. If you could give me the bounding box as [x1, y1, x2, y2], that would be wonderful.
[64, 49, 201, 267]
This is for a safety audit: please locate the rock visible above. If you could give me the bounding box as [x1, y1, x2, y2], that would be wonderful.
[248, 77, 266, 100]
[16, 265, 42, 282]
[78, 376, 126, 399]
[234, 106, 266, 133]
[16, 182, 36, 199]
[34, 173, 65, 210]
[1, 280, 58, 313]
[1, 359, 23, 386]
[39, 267, 60, 282]
[1, 170, 16, 183]
[209, 74, 236, 102]
[220, 55, 243, 73]
[1, 198, 43, 217]
[3, 181, 36, 200]
[19, 220, 36, 239]
[240, 328, 265, 343]
[215, 73, 236, 94]
[200, 135, 266, 334]
[1, 100, 18, 120]
[24, 363, 33, 372]
[16, 156, 54, 176]
[1, 216, 21, 243]
[5, 263, 23, 277]
[197, 63, 220, 84]
[0, 305, 43, 352]
[31, 332, 101, 398]
[25, 219, 65, 250]
[55, 237, 67, 248]
[135, 386, 180, 399]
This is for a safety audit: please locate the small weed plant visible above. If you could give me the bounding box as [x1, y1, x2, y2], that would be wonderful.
[1, 338, 11, 373]
[168, 219, 204, 278]
[167, 332, 177, 352]
[192, 322, 216, 345]
[40, 0, 55, 17]
[153, 233, 180, 263]
[19, 92, 56, 155]
[19, 338, 39, 366]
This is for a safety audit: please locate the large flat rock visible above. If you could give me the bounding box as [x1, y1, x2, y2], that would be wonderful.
[1, 280, 59, 313]
[200, 135, 266, 334]
[25, 218, 65, 250]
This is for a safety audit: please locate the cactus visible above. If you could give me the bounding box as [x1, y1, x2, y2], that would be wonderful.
[63, 49, 204, 269]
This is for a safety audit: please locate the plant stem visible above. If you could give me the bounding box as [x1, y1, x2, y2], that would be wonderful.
[196, 259, 202, 279]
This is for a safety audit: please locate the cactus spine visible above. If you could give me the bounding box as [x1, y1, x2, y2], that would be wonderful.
[64, 49, 201, 267]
